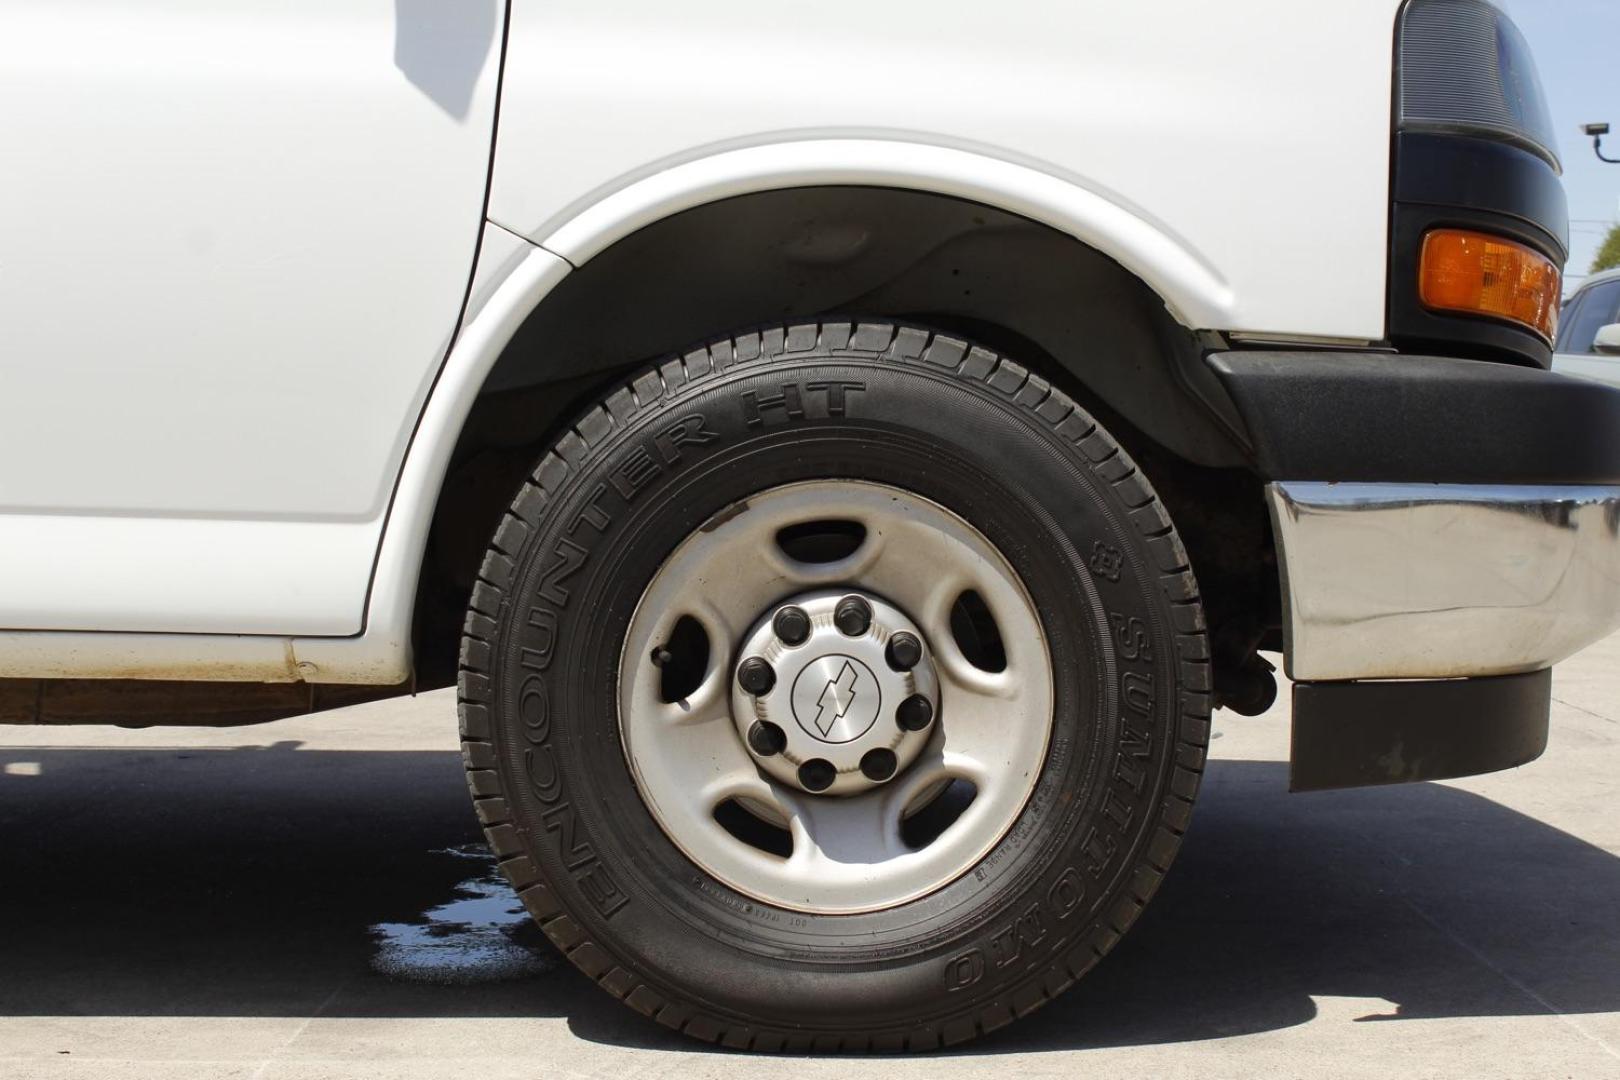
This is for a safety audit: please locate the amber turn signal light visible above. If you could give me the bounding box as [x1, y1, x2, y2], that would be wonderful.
[1418, 228, 1561, 342]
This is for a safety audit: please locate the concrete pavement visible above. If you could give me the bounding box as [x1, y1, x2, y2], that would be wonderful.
[4, 637, 1620, 1078]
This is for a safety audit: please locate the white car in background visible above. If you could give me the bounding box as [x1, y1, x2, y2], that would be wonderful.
[1555, 267, 1620, 387]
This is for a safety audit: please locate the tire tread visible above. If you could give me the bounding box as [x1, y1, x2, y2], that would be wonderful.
[456, 320, 1212, 1052]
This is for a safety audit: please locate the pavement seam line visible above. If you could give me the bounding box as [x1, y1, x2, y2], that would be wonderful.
[1396, 894, 1620, 1063]
[1553, 694, 1620, 726]
[247, 980, 347, 1080]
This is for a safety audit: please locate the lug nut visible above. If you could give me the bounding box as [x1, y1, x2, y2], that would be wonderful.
[736, 657, 776, 696]
[896, 694, 934, 731]
[860, 748, 898, 782]
[833, 595, 873, 637]
[747, 721, 787, 757]
[886, 631, 923, 672]
[772, 605, 811, 646]
[798, 758, 837, 792]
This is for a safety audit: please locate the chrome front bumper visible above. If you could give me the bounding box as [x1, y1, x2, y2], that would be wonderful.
[1268, 482, 1620, 681]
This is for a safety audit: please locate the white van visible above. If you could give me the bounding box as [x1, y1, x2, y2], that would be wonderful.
[1, 0, 1614, 1049]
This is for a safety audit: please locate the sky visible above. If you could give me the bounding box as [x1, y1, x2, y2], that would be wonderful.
[1499, 0, 1620, 285]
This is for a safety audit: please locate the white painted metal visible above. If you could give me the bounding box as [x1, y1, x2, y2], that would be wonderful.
[0, 515, 376, 636]
[619, 482, 1052, 914]
[534, 140, 1236, 330]
[1553, 269, 1620, 389]
[490, 0, 1401, 340]
[0, 0, 503, 634]
[463, 221, 540, 327]
[0, 629, 298, 683]
[1556, 328, 1620, 389]
[1560, 350, 1620, 390]
[0, 241, 570, 683]
[0, 0, 1416, 681]
[293, 245, 571, 683]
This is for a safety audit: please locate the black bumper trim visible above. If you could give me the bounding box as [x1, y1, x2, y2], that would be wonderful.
[1290, 669, 1550, 792]
[1207, 350, 1620, 484]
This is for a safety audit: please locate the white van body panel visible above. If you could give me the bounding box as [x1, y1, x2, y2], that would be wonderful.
[0, 0, 1407, 680]
[0, 0, 503, 636]
[0, 234, 569, 683]
[489, 0, 1401, 339]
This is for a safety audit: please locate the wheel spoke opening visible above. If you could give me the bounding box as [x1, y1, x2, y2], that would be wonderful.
[621, 480, 1052, 914]
[774, 518, 867, 564]
[714, 797, 793, 859]
[656, 614, 710, 704]
[948, 589, 1006, 673]
[900, 777, 979, 850]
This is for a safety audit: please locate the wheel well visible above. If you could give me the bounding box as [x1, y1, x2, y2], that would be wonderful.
[414, 187, 1277, 696]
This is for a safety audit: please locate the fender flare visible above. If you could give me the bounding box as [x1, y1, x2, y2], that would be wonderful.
[309, 138, 1238, 681]
[523, 136, 1235, 328]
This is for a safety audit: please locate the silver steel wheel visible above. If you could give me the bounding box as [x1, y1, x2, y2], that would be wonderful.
[618, 480, 1053, 914]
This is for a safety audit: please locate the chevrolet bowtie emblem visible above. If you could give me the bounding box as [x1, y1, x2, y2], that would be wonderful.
[813, 660, 860, 737]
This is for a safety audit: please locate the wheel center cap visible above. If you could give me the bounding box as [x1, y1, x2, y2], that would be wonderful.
[791, 654, 881, 743]
[732, 589, 940, 796]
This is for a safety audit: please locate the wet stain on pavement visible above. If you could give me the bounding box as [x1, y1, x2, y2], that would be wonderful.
[370, 845, 557, 984]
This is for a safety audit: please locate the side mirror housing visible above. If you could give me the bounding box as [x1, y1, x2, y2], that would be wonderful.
[1595, 324, 1620, 357]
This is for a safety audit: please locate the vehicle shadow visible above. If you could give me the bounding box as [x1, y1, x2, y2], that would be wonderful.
[1, 740, 1617, 1054]
[393, 0, 498, 121]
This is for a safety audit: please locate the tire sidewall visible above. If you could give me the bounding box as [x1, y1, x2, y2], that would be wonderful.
[487, 348, 1185, 1031]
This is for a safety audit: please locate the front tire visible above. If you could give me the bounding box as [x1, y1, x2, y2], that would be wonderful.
[458, 321, 1209, 1050]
